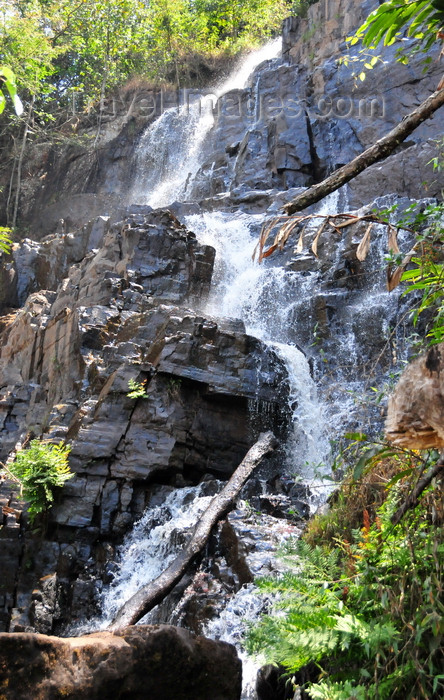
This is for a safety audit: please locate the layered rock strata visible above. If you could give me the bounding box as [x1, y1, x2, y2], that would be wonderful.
[0, 208, 288, 632]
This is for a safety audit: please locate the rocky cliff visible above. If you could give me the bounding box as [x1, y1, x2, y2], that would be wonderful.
[0, 206, 289, 635]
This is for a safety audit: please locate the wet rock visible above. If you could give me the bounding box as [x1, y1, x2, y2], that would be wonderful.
[0, 480, 25, 631]
[189, 0, 443, 203]
[252, 494, 310, 521]
[168, 505, 304, 635]
[0, 206, 289, 632]
[347, 140, 444, 207]
[29, 573, 60, 634]
[0, 625, 242, 700]
[256, 664, 295, 700]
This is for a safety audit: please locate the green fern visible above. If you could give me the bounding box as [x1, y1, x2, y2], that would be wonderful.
[7, 440, 73, 522]
[127, 378, 148, 399]
[245, 486, 444, 699]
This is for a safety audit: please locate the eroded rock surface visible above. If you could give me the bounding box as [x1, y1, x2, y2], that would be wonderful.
[189, 0, 443, 203]
[0, 208, 288, 632]
[0, 624, 242, 700]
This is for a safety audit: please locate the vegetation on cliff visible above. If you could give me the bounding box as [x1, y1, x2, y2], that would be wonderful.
[246, 469, 444, 699]
[0, 0, 290, 112]
[4, 440, 73, 523]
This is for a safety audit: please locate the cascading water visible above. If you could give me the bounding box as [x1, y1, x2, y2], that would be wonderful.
[185, 210, 331, 495]
[131, 38, 281, 207]
[69, 483, 223, 635]
[85, 36, 413, 700]
[84, 40, 337, 700]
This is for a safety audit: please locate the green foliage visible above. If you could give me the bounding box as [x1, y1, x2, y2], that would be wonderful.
[0, 65, 23, 115]
[246, 485, 444, 699]
[0, 226, 13, 254]
[127, 378, 148, 399]
[7, 440, 73, 522]
[289, 0, 318, 19]
[0, 3, 61, 100]
[343, 1, 444, 81]
[0, 0, 288, 115]
[394, 200, 444, 346]
[354, 0, 443, 51]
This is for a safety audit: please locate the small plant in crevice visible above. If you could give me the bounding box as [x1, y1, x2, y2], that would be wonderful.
[166, 377, 182, 402]
[127, 378, 149, 399]
[4, 440, 73, 523]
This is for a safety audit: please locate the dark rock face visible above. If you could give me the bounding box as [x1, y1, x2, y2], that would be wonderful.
[0, 624, 242, 700]
[0, 208, 288, 633]
[256, 664, 295, 700]
[189, 0, 443, 204]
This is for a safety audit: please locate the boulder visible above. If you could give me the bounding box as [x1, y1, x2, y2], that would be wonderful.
[0, 624, 242, 700]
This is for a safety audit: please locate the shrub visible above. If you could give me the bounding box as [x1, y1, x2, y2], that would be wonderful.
[246, 482, 444, 699]
[8, 440, 73, 522]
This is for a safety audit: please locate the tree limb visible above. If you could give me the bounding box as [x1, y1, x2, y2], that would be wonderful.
[12, 96, 35, 229]
[109, 431, 278, 629]
[284, 84, 444, 216]
[391, 457, 444, 526]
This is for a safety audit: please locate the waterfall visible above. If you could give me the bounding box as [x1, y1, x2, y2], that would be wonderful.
[185, 211, 331, 497]
[130, 38, 281, 207]
[91, 41, 335, 700]
[89, 37, 400, 700]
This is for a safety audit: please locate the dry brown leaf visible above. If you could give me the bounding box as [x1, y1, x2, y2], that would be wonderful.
[311, 220, 328, 258]
[386, 248, 416, 291]
[334, 216, 362, 229]
[262, 244, 278, 259]
[296, 227, 304, 253]
[387, 224, 400, 255]
[386, 266, 404, 292]
[356, 223, 373, 262]
[274, 220, 293, 248]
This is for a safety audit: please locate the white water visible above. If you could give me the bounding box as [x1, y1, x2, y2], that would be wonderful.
[69, 484, 221, 635]
[186, 210, 331, 494]
[96, 39, 333, 699]
[131, 38, 281, 207]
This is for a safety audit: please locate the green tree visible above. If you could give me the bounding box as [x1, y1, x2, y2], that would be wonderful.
[0, 1, 61, 100]
[0, 65, 23, 115]
[353, 0, 444, 57]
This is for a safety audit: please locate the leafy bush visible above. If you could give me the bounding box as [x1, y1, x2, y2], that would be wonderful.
[0, 227, 12, 254]
[8, 440, 73, 522]
[246, 483, 444, 699]
[399, 201, 444, 345]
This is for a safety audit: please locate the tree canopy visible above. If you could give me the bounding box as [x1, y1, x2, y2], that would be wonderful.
[0, 0, 289, 114]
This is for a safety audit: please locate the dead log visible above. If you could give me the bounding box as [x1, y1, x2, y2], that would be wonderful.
[284, 84, 444, 216]
[110, 431, 278, 629]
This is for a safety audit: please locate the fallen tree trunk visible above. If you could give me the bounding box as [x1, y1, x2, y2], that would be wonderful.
[110, 431, 277, 629]
[284, 82, 444, 216]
